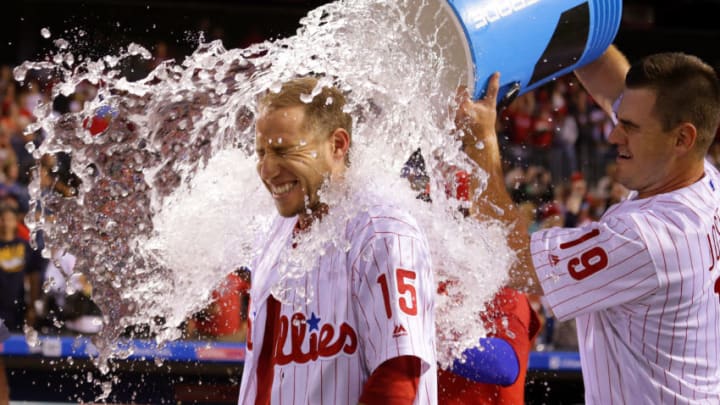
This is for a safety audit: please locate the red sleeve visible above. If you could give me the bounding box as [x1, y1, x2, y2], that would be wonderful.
[483, 288, 541, 344]
[437, 289, 541, 405]
[359, 356, 421, 405]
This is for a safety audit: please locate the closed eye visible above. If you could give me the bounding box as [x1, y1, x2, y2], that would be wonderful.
[618, 118, 639, 132]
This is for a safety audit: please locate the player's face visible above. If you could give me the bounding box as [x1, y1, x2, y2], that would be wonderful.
[255, 106, 335, 218]
[608, 88, 678, 199]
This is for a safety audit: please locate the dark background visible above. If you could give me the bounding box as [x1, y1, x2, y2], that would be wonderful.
[1, 0, 720, 67]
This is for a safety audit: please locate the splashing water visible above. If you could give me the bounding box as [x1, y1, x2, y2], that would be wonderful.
[18, 0, 515, 370]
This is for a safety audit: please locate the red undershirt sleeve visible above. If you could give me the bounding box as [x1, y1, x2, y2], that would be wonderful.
[359, 355, 421, 405]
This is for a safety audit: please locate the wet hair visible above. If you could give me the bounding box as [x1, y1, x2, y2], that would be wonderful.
[625, 53, 720, 153]
[258, 77, 352, 140]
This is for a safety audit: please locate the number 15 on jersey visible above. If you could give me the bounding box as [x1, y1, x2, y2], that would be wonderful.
[378, 268, 418, 319]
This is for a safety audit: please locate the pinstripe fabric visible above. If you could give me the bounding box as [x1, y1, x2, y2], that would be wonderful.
[531, 161, 720, 404]
[238, 204, 437, 404]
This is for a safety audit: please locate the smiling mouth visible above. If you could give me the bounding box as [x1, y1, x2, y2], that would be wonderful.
[270, 181, 299, 197]
[617, 151, 631, 160]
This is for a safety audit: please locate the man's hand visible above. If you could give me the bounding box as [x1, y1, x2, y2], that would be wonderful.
[454, 72, 500, 149]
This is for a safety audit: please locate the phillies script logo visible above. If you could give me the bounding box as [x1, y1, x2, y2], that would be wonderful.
[274, 312, 358, 365]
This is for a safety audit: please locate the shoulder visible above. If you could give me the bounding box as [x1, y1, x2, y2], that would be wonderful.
[345, 203, 423, 241]
[615, 172, 720, 235]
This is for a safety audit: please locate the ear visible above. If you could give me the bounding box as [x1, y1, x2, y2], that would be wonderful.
[329, 128, 351, 162]
[674, 122, 698, 154]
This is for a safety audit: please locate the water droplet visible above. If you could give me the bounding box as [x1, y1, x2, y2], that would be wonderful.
[300, 93, 314, 103]
[24, 325, 39, 347]
[310, 151, 317, 158]
[299, 139, 307, 146]
[54, 38, 69, 50]
[96, 381, 113, 402]
[127, 43, 152, 60]
[12, 66, 27, 83]
[277, 138, 283, 144]
[40, 27, 51, 38]
[474, 141, 484, 150]
[42, 279, 55, 293]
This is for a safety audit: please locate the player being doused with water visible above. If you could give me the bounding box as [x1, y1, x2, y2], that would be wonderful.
[238, 77, 438, 405]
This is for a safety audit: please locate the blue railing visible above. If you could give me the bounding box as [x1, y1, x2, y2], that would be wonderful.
[1, 333, 580, 371]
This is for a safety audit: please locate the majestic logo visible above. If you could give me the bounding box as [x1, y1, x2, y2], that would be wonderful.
[274, 312, 358, 365]
[392, 324, 408, 338]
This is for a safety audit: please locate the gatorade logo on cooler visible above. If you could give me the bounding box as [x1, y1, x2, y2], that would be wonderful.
[467, 0, 541, 29]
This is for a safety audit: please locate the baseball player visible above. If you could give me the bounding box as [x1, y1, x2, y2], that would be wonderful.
[237, 77, 437, 405]
[456, 47, 720, 404]
[401, 152, 541, 404]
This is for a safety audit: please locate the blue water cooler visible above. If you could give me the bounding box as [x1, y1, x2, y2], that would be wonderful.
[429, 0, 623, 103]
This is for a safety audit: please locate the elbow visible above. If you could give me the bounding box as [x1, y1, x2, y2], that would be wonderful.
[494, 363, 520, 387]
[450, 338, 521, 386]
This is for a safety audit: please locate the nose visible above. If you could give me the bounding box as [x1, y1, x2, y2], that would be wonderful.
[258, 153, 280, 181]
[607, 124, 622, 145]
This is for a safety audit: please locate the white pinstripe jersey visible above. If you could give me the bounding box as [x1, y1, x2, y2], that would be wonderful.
[238, 204, 437, 405]
[531, 160, 720, 404]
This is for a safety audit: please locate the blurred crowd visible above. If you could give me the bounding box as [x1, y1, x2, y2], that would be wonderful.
[2, 56, 720, 350]
[0, 55, 251, 343]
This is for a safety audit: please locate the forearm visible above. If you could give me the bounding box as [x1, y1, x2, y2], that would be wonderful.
[456, 74, 541, 294]
[464, 143, 540, 294]
[574, 45, 630, 116]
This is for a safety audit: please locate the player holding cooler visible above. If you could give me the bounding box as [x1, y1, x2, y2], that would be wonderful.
[238, 77, 437, 405]
[456, 46, 720, 404]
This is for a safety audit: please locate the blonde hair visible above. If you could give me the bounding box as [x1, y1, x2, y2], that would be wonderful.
[259, 77, 352, 140]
